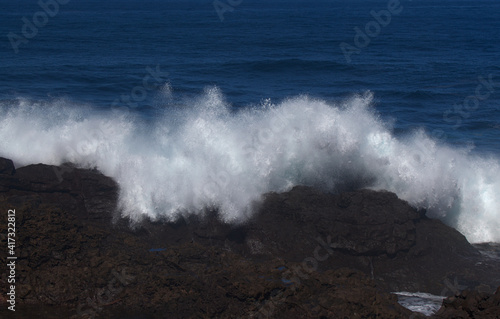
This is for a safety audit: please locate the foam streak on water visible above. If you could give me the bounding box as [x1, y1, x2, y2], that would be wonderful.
[395, 292, 445, 316]
[1, 89, 499, 243]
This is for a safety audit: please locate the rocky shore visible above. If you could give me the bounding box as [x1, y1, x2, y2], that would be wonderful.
[0, 157, 499, 318]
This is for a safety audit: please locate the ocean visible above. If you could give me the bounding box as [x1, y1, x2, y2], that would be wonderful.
[1, 0, 499, 244]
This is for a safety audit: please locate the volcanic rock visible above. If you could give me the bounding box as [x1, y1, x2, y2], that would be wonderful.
[0, 157, 499, 318]
[0, 157, 15, 175]
[432, 286, 500, 318]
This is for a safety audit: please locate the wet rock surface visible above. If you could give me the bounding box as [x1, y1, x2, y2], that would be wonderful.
[0, 157, 499, 318]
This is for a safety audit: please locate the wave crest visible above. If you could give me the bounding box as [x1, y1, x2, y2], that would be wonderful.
[1, 90, 499, 243]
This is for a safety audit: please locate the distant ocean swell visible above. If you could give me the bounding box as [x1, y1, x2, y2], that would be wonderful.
[0, 88, 499, 243]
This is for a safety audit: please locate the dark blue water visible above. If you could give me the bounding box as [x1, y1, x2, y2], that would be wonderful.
[1, 0, 499, 244]
[1, 0, 499, 150]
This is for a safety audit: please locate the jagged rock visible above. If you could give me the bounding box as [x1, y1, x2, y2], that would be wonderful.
[0, 159, 118, 221]
[0, 157, 15, 175]
[0, 157, 499, 318]
[432, 286, 500, 318]
[255, 186, 422, 256]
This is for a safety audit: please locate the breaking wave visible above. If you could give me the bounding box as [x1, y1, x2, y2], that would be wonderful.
[1, 88, 499, 243]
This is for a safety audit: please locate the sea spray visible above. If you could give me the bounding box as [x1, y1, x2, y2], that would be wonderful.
[0, 90, 499, 243]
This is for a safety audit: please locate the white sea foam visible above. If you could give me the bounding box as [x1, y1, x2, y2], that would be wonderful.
[1, 89, 499, 243]
[394, 291, 445, 316]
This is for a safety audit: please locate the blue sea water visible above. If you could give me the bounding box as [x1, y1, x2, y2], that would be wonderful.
[1, 0, 499, 243]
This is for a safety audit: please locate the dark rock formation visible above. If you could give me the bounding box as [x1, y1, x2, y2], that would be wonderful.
[0, 157, 499, 318]
[182, 186, 497, 295]
[0, 157, 15, 175]
[0, 161, 118, 221]
[432, 286, 500, 318]
[255, 186, 422, 257]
